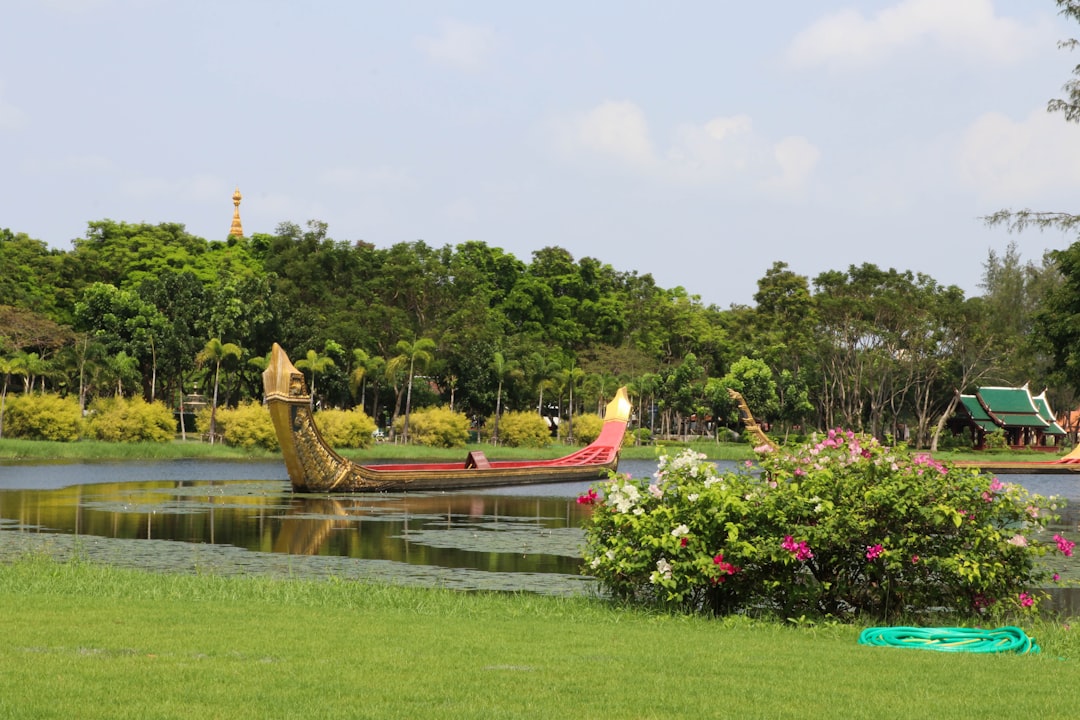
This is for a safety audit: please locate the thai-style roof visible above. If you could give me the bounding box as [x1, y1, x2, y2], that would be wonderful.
[964, 385, 1066, 435]
[956, 394, 998, 432]
[1031, 390, 1068, 436]
[975, 385, 1049, 429]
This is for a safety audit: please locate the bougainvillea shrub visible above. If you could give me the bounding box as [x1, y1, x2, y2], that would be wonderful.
[581, 430, 1067, 621]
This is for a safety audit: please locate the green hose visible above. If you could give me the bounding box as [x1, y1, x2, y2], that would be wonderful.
[858, 626, 1040, 654]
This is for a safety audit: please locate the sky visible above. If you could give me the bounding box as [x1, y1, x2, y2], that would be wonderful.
[4, 0, 1080, 308]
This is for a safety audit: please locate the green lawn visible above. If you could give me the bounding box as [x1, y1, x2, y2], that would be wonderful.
[0, 556, 1077, 719]
[0, 436, 755, 463]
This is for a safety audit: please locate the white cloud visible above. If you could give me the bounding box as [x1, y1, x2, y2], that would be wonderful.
[572, 101, 656, 167]
[787, 0, 1039, 70]
[416, 19, 497, 72]
[766, 136, 821, 191]
[956, 107, 1080, 202]
[555, 103, 819, 193]
[667, 115, 756, 178]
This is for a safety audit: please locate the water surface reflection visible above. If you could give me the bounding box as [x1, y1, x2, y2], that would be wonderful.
[1, 459, 1078, 606]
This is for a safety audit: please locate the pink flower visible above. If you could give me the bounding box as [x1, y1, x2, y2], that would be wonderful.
[712, 553, 739, 583]
[680, 537, 688, 547]
[1054, 534, 1075, 557]
[988, 478, 1005, 492]
[576, 489, 598, 505]
[1053, 573, 1061, 582]
[865, 544, 884, 561]
[1008, 534, 1027, 548]
[1019, 592, 1034, 608]
[911, 555, 920, 564]
[782, 535, 814, 561]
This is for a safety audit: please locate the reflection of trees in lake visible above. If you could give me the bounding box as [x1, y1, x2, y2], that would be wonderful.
[0, 480, 591, 576]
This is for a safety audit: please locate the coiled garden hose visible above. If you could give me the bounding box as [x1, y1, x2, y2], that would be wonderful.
[858, 626, 1040, 654]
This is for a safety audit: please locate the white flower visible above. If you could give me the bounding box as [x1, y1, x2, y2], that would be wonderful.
[1008, 534, 1028, 547]
[687, 493, 699, 503]
[590, 557, 602, 569]
[671, 524, 689, 538]
[648, 557, 673, 582]
[607, 481, 642, 514]
[605, 549, 615, 560]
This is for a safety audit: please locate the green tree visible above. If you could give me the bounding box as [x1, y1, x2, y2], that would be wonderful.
[196, 339, 242, 444]
[490, 351, 523, 445]
[387, 337, 436, 443]
[348, 348, 370, 411]
[0, 356, 14, 438]
[295, 346, 337, 409]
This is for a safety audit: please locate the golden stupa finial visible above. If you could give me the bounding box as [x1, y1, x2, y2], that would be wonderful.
[228, 186, 244, 237]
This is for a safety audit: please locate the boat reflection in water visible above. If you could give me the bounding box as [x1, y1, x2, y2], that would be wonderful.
[0, 473, 599, 594]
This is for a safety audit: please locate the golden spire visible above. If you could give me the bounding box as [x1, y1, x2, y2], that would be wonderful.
[228, 186, 244, 237]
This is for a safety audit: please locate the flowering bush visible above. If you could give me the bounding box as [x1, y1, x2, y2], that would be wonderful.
[581, 429, 1067, 621]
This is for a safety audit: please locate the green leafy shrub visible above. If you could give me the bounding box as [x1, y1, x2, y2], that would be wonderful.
[215, 401, 280, 450]
[392, 406, 469, 448]
[316, 408, 376, 449]
[3, 393, 82, 442]
[486, 411, 552, 448]
[582, 429, 1066, 621]
[85, 396, 175, 442]
[631, 427, 652, 446]
[561, 413, 603, 445]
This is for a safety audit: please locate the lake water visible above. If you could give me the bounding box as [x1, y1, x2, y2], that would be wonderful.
[1, 458, 1078, 611]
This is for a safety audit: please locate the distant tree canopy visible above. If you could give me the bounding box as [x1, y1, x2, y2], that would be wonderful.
[0, 210, 1067, 448]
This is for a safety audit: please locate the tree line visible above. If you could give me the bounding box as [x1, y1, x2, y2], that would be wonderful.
[1, 216, 1071, 448]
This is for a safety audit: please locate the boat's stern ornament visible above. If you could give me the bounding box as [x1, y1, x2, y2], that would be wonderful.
[727, 388, 777, 451]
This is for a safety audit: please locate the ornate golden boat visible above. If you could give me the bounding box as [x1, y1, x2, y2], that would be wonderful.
[263, 343, 631, 492]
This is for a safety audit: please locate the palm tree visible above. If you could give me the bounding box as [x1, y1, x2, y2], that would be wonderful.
[295, 347, 336, 409]
[528, 352, 562, 418]
[58, 334, 107, 413]
[6, 354, 28, 401]
[13, 351, 48, 393]
[196, 338, 242, 444]
[0, 356, 13, 439]
[491, 351, 523, 445]
[387, 337, 436, 443]
[349, 348, 370, 413]
[558, 363, 585, 444]
[106, 351, 139, 397]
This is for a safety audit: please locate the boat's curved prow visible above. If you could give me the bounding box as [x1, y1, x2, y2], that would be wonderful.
[263, 342, 346, 488]
[263, 342, 305, 402]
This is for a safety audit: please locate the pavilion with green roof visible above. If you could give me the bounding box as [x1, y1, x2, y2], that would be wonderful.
[948, 385, 1067, 450]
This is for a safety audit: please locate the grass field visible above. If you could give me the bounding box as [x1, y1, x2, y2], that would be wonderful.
[0, 555, 1077, 719]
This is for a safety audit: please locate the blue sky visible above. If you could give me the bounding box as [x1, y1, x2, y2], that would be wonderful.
[4, 0, 1080, 307]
